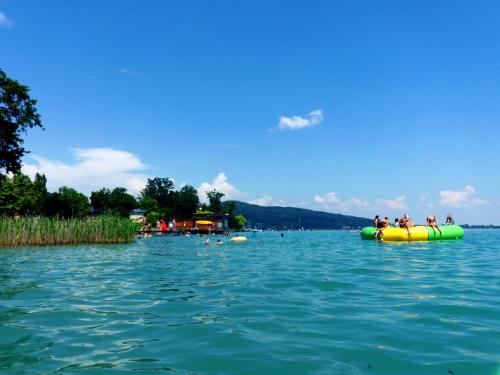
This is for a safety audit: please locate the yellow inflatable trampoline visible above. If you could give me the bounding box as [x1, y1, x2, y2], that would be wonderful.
[361, 225, 464, 241]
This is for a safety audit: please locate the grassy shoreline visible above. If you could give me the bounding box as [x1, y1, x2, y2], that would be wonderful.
[0, 216, 140, 247]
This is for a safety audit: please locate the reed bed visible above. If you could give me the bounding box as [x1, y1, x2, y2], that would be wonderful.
[0, 216, 140, 247]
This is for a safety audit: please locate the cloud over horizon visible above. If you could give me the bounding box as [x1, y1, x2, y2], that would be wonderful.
[18, 148, 491, 221]
[197, 172, 241, 203]
[314, 192, 370, 212]
[438, 185, 489, 208]
[247, 194, 302, 207]
[22, 148, 150, 195]
[278, 109, 324, 130]
[249, 194, 274, 206]
[375, 196, 407, 211]
[313, 192, 409, 213]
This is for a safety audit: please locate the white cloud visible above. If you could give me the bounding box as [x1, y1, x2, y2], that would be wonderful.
[314, 192, 370, 212]
[0, 12, 10, 27]
[438, 185, 489, 208]
[249, 194, 274, 206]
[22, 148, 149, 195]
[314, 192, 341, 205]
[197, 173, 241, 203]
[120, 68, 137, 76]
[345, 198, 371, 208]
[249, 194, 308, 207]
[376, 196, 407, 211]
[278, 109, 324, 130]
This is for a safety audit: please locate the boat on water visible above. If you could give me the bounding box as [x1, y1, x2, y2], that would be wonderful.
[361, 225, 464, 241]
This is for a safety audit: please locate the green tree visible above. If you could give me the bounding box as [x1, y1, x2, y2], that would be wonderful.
[109, 187, 137, 217]
[206, 189, 225, 214]
[159, 207, 173, 221]
[43, 187, 90, 218]
[233, 214, 246, 230]
[174, 185, 200, 216]
[33, 173, 48, 213]
[90, 188, 112, 214]
[141, 177, 175, 208]
[223, 200, 246, 230]
[146, 211, 160, 226]
[0, 173, 46, 216]
[0, 69, 43, 175]
[138, 196, 160, 214]
[91, 187, 137, 217]
[197, 203, 212, 213]
[222, 200, 236, 215]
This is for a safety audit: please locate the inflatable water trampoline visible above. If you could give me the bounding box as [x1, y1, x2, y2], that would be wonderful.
[360, 225, 464, 241]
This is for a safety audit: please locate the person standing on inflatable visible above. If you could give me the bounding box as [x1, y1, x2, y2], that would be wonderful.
[375, 217, 389, 240]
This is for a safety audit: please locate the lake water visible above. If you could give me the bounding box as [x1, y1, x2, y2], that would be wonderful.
[1, 230, 499, 374]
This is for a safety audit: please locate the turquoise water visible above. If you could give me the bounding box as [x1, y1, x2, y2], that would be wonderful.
[1, 230, 499, 374]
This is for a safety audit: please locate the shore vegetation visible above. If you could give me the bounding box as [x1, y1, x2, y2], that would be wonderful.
[0, 215, 140, 247]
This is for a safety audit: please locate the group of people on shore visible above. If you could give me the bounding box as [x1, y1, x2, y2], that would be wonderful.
[373, 214, 455, 239]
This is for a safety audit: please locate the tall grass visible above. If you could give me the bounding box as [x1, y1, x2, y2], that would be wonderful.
[0, 216, 140, 247]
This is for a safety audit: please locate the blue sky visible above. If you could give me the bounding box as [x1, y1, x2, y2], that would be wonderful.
[1, 0, 499, 224]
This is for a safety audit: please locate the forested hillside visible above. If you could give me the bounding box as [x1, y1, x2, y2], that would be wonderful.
[233, 201, 371, 230]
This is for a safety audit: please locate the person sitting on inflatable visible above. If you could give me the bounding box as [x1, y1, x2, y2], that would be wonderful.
[399, 214, 414, 234]
[372, 215, 380, 227]
[427, 215, 442, 234]
[445, 214, 454, 225]
[375, 216, 389, 240]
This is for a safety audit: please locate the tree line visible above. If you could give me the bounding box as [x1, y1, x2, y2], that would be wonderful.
[0, 173, 245, 229]
[0, 68, 245, 229]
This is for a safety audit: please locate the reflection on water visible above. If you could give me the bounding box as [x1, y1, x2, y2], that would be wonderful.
[1, 231, 499, 374]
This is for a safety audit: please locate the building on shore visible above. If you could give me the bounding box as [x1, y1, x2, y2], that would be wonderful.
[131, 210, 230, 233]
[171, 213, 229, 233]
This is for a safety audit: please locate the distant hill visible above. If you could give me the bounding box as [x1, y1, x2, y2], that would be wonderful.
[233, 201, 371, 230]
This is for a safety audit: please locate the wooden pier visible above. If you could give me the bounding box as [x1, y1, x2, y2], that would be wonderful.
[137, 229, 230, 236]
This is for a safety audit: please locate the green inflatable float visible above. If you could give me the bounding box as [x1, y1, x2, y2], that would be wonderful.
[360, 225, 464, 241]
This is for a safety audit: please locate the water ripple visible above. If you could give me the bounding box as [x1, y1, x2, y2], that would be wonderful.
[1, 230, 499, 374]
